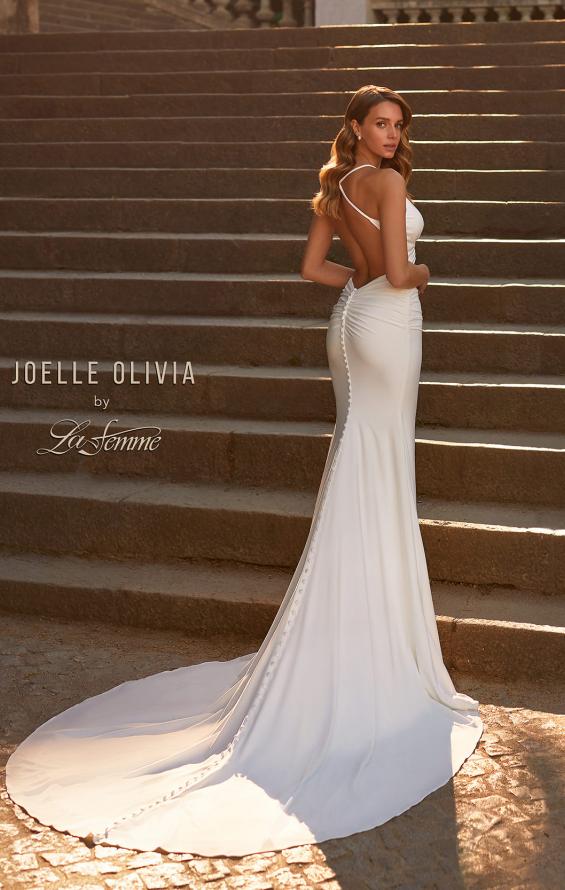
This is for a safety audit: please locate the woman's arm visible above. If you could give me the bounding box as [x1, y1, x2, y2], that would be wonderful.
[378, 169, 429, 290]
[300, 211, 356, 288]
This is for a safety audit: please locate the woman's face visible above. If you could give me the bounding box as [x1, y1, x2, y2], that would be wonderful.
[353, 101, 405, 159]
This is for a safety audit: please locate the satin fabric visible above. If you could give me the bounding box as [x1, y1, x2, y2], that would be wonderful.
[6, 198, 483, 856]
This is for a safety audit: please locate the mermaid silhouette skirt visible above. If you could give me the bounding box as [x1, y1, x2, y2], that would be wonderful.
[5, 274, 483, 857]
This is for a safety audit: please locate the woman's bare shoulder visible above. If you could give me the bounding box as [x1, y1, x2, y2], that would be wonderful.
[376, 167, 406, 193]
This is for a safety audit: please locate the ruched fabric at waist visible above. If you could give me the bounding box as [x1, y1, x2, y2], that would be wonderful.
[331, 274, 422, 331]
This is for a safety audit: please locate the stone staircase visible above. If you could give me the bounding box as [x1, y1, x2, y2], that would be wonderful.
[39, 0, 195, 33]
[0, 20, 563, 683]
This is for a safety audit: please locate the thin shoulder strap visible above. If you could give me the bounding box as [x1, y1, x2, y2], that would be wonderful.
[338, 165, 380, 227]
[339, 163, 377, 182]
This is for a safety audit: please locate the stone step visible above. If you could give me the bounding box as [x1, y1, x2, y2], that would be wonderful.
[0, 140, 561, 170]
[0, 357, 333, 418]
[2, 41, 564, 75]
[39, 15, 176, 33]
[416, 426, 565, 507]
[0, 549, 562, 681]
[42, 0, 181, 15]
[419, 370, 565, 434]
[2, 355, 564, 431]
[1, 15, 562, 683]
[5, 113, 565, 144]
[0, 196, 562, 238]
[50, 0, 181, 14]
[38, 14, 119, 33]
[1, 359, 562, 433]
[1, 167, 563, 204]
[38, 14, 177, 34]
[40, 0, 182, 31]
[0, 470, 562, 595]
[1, 64, 564, 96]
[2, 19, 563, 52]
[0, 230, 563, 278]
[2, 310, 564, 374]
[3, 89, 565, 118]
[39, 0, 183, 31]
[39, 20, 91, 33]
[1, 271, 563, 326]
[1, 407, 563, 506]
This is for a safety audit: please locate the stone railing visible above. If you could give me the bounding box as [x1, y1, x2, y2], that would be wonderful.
[156, 0, 564, 27]
[370, 1, 564, 23]
[2, 0, 563, 33]
[151, 0, 315, 28]
[0, 0, 315, 32]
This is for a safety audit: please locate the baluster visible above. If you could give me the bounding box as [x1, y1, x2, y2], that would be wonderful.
[209, 0, 233, 25]
[280, 0, 297, 26]
[496, 5, 515, 20]
[380, 7, 398, 24]
[472, 7, 489, 22]
[193, 0, 212, 13]
[256, 0, 277, 27]
[233, 0, 256, 27]
[303, 0, 314, 26]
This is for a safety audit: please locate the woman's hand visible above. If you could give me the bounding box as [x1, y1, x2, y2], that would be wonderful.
[351, 263, 369, 288]
[417, 264, 430, 299]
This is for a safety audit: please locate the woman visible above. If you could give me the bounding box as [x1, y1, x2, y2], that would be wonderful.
[5, 85, 483, 858]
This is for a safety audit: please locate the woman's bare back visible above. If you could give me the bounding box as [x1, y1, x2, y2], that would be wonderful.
[333, 165, 388, 287]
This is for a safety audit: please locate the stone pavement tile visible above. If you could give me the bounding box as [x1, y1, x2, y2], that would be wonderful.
[225, 877, 274, 889]
[188, 858, 231, 881]
[132, 862, 195, 888]
[8, 865, 60, 884]
[264, 869, 310, 887]
[231, 851, 278, 873]
[65, 860, 108, 878]
[283, 848, 314, 866]
[126, 853, 165, 870]
[0, 612, 563, 890]
[9, 853, 40, 871]
[41, 847, 93, 866]
[94, 845, 132, 861]
[104, 875, 147, 889]
[62, 884, 106, 890]
[302, 863, 338, 883]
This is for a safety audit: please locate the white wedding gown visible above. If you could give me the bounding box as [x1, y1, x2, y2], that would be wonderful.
[6, 169, 484, 857]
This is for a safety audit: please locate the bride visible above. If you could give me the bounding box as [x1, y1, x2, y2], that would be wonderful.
[6, 84, 483, 858]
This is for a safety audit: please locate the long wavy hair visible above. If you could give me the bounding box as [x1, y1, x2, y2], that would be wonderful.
[311, 85, 414, 219]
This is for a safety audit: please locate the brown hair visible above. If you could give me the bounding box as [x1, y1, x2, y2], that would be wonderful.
[311, 85, 414, 219]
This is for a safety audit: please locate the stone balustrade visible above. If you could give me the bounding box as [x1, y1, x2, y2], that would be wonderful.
[1, 0, 563, 34]
[370, 1, 564, 24]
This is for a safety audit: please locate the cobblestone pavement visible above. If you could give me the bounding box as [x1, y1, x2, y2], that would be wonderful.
[0, 612, 563, 890]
